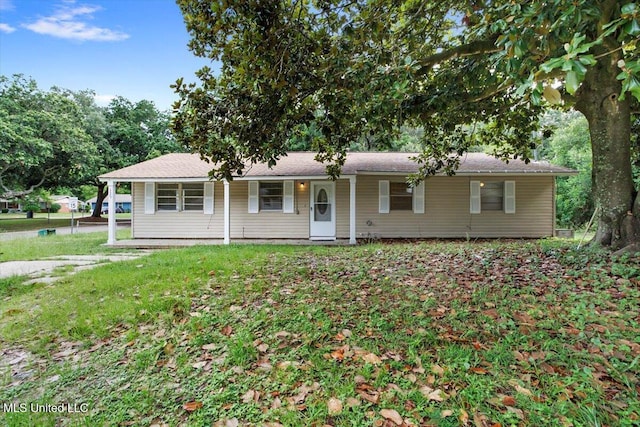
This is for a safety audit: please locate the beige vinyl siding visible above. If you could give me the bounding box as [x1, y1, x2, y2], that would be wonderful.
[230, 181, 309, 238]
[131, 182, 224, 238]
[354, 175, 554, 238]
[131, 175, 554, 240]
[335, 179, 351, 238]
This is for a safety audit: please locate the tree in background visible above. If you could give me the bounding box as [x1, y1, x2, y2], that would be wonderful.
[1, 75, 184, 217]
[540, 111, 594, 228]
[88, 97, 184, 218]
[173, 1, 640, 251]
[0, 75, 97, 201]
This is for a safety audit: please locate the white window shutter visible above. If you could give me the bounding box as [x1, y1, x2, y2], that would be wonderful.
[470, 181, 481, 214]
[413, 181, 425, 214]
[248, 181, 259, 213]
[504, 180, 516, 214]
[379, 180, 390, 214]
[203, 182, 214, 214]
[283, 180, 294, 213]
[144, 182, 155, 214]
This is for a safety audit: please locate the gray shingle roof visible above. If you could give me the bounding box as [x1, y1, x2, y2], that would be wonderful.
[99, 152, 576, 181]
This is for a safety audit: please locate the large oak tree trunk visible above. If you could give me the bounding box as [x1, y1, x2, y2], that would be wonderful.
[91, 182, 107, 218]
[575, 51, 639, 251]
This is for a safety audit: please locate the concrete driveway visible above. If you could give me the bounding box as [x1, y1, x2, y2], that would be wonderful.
[0, 253, 151, 284]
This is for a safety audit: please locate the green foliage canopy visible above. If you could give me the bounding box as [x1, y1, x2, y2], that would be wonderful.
[173, 0, 640, 249]
[0, 75, 97, 198]
[173, 0, 639, 180]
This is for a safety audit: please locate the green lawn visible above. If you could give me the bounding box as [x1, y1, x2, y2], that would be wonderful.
[0, 229, 131, 263]
[1, 240, 638, 426]
[0, 213, 130, 233]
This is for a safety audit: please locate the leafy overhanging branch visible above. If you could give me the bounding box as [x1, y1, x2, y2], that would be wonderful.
[415, 36, 501, 76]
[0, 165, 58, 199]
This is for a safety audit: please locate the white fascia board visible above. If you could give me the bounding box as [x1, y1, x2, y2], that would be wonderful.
[234, 175, 356, 181]
[355, 171, 576, 177]
[100, 177, 215, 183]
[452, 171, 578, 176]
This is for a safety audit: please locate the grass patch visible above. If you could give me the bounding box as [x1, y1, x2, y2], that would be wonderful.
[0, 213, 130, 233]
[1, 240, 639, 426]
[0, 218, 75, 233]
[0, 229, 130, 262]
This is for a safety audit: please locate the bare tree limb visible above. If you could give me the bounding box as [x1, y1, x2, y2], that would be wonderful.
[0, 166, 57, 199]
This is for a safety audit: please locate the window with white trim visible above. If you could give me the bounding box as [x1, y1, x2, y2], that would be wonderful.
[481, 181, 504, 211]
[379, 180, 424, 214]
[157, 184, 179, 211]
[149, 183, 213, 214]
[259, 182, 283, 211]
[248, 180, 295, 213]
[182, 183, 204, 211]
[470, 180, 516, 214]
[390, 182, 413, 210]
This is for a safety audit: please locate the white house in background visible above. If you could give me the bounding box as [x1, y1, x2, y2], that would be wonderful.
[98, 152, 576, 245]
[49, 195, 86, 213]
[87, 194, 132, 213]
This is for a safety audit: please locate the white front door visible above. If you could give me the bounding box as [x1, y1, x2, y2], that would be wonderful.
[310, 182, 336, 240]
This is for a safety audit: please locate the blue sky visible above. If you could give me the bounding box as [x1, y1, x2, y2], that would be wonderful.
[0, 0, 215, 111]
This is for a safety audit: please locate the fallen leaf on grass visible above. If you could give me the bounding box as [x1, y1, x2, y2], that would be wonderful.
[192, 361, 207, 369]
[508, 379, 534, 397]
[271, 397, 282, 409]
[506, 405, 524, 419]
[346, 397, 361, 407]
[432, 364, 445, 375]
[459, 409, 469, 425]
[380, 409, 403, 425]
[213, 419, 239, 427]
[362, 352, 382, 365]
[473, 411, 490, 427]
[327, 397, 343, 415]
[242, 389, 260, 403]
[501, 395, 517, 406]
[330, 346, 346, 361]
[357, 387, 380, 404]
[288, 382, 320, 405]
[221, 325, 233, 336]
[513, 312, 535, 325]
[419, 386, 447, 401]
[183, 401, 202, 412]
[163, 343, 175, 355]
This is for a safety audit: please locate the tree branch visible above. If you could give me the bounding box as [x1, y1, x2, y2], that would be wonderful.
[416, 36, 501, 75]
[0, 166, 57, 199]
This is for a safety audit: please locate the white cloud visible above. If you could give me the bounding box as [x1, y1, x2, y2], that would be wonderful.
[94, 94, 115, 106]
[0, 23, 16, 33]
[23, 3, 129, 42]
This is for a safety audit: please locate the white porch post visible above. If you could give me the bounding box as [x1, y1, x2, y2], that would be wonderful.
[349, 176, 356, 244]
[223, 179, 230, 244]
[107, 180, 117, 245]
